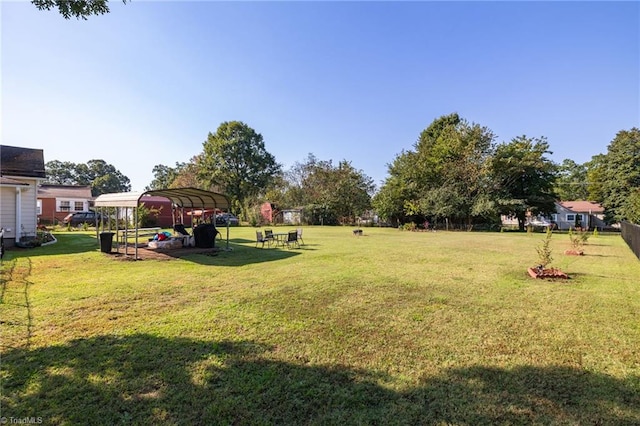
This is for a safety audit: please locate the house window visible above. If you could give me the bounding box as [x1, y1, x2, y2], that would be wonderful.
[37, 200, 42, 215]
[59, 201, 71, 212]
[552, 214, 558, 222]
[566, 214, 583, 222]
[74, 201, 84, 211]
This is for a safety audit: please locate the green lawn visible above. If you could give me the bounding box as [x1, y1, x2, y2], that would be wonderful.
[1, 227, 639, 425]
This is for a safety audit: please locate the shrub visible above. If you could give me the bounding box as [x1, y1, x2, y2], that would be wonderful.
[569, 227, 590, 250]
[402, 222, 417, 231]
[138, 203, 162, 228]
[535, 228, 554, 268]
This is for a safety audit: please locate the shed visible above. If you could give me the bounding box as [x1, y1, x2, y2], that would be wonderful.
[94, 187, 231, 259]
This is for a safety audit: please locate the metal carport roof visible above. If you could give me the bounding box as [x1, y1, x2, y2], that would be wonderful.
[94, 187, 230, 210]
[93, 187, 231, 259]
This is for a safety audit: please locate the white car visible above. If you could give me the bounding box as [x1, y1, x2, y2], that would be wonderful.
[527, 218, 552, 228]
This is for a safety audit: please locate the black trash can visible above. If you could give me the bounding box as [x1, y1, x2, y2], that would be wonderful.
[99, 232, 115, 253]
[193, 224, 218, 248]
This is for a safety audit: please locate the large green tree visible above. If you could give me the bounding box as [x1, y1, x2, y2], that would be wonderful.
[146, 164, 180, 191]
[281, 154, 330, 209]
[585, 154, 607, 204]
[327, 160, 375, 223]
[373, 113, 497, 227]
[198, 121, 281, 215]
[44, 160, 77, 185]
[32, 0, 126, 19]
[621, 189, 640, 224]
[45, 159, 131, 196]
[555, 159, 588, 201]
[171, 157, 203, 189]
[275, 154, 374, 225]
[599, 128, 640, 223]
[489, 136, 558, 231]
[418, 116, 496, 225]
[146, 160, 200, 191]
[371, 152, 416, 225]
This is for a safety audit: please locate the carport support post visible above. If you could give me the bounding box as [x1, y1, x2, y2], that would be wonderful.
[95, 207, 100, 245]
[134, 207, 139, 260]
[124, 207, 129, 256]
[225, 221, 230, 251]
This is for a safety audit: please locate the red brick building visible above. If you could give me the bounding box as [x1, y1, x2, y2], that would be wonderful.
[37, 184, 93, 225]
[138, 196, 196, 228]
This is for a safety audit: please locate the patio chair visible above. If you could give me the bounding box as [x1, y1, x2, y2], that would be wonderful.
[174, 223, 195, 247]
[264, 229, 275, 244]
[296, 228, 305, 245]
[174, 224, 190, 236]
[284, 230, 300, 249]
[255, 230, 270, 248]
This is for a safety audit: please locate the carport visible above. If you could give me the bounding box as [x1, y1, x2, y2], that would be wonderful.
[94, 187, 231, 259]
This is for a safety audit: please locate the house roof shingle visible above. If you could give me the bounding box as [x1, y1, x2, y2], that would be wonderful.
[0, 145, 46, 179]
[0, 176, 31, 186]
[559, 201, 604, 214]
[38, 184, 92, 199]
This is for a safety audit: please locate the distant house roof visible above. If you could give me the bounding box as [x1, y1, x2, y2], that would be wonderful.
[0, 145, 46, 179]
[38, 184, 92, 199]
[559, 201, 604, 214]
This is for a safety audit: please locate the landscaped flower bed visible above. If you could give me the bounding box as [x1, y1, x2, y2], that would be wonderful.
[528, 266, 569, 279]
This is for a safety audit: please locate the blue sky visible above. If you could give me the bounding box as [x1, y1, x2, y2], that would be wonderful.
[2, 1, 638, 192]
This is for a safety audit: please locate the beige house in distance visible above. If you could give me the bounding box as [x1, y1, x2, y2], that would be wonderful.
[552, 200, 606, 230]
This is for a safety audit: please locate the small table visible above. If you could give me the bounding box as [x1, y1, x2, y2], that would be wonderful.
[271, 233, 288, 247]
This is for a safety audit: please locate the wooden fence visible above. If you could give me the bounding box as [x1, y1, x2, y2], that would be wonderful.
[621, 221, 640, 260]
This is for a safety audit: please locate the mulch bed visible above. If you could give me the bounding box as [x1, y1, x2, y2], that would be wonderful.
[527, 267, 569, 280]
[106, 245, 221, 261]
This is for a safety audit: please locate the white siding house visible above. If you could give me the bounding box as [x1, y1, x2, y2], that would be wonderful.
[552, 201, 606, 230]
[0, 146, 46, 247]
[501, 201, 607, 231]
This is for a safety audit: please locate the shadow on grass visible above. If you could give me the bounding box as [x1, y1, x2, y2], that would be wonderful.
[2, 234, 308, 267]
[175, 239, 318, 266]
[3, 234, 318, 267]
[181, 244, 303, 266]
[2, 334, 638, 425]
[2, 233, 99, 259]
[111, 242, 302, 264]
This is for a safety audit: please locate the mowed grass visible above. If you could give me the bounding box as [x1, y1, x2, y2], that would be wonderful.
[1, 227, 639, 425]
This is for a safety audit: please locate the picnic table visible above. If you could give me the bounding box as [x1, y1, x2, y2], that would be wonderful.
[118, 227, 162, 240]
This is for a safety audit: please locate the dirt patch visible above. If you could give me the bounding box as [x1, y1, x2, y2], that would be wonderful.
[106, 245, 221, 261]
